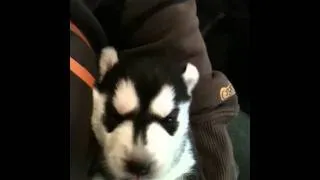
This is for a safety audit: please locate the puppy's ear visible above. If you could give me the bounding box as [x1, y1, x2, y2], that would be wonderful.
[182, 63, 199, 95]
[99, 47, 119, 81]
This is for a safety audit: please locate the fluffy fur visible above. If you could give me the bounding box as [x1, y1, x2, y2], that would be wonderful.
[91, 47, 199, 180]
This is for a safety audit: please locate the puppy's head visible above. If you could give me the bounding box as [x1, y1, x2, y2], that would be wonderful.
[91, 47, 199, 180]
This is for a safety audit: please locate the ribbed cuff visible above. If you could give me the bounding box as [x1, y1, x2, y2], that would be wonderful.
[191, 121, 238, 180]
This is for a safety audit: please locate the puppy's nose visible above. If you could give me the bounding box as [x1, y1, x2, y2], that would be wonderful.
[125, 160, 151, 176]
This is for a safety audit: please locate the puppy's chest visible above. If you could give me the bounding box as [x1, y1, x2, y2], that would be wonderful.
[164, 139, 200, 180]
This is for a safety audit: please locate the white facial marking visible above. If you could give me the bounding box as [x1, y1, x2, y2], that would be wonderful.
[113, 79, 139, 115]
[106, 121, 134, 179]
[182, 63, 200, 94]
[99, 46, 118, 81]
[145, 102, 193, 179]
[149, 84, 176, 118]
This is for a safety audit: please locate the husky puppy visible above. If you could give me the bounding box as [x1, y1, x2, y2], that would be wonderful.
[91, 47, 200, 180]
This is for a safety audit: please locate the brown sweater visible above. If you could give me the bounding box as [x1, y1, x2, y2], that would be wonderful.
[82, 0, 240, 179]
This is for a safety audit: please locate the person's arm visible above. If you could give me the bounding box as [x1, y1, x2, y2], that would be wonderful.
[95, 0, 240, 179]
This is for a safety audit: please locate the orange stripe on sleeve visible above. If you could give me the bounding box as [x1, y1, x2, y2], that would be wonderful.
[70, 57, 95, 88]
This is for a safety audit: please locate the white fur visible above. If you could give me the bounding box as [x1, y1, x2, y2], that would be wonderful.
[160, 140, 195, 180]
[91, 88, 108, 147]
[104, 121, 135, 179]
[113, 78, 139, 115]
[150, 84, 175, 118]
[145, 102, 195, 180]
[182, 63, 200, 94]
[99, 47, 118, 81]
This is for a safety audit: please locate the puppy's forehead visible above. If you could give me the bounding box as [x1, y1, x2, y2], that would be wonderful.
[102, 60, 191, 114]
[110, 78, 176, 116]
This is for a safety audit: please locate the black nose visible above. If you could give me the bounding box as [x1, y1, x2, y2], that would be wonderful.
[125, 160, 151, 176]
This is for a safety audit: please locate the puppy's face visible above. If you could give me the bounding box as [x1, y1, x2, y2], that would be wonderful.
[91, 48, 199, 180]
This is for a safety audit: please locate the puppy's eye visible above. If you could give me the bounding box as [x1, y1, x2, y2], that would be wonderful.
[159, 108, 180, 136]
[164, 108, 179, 122]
